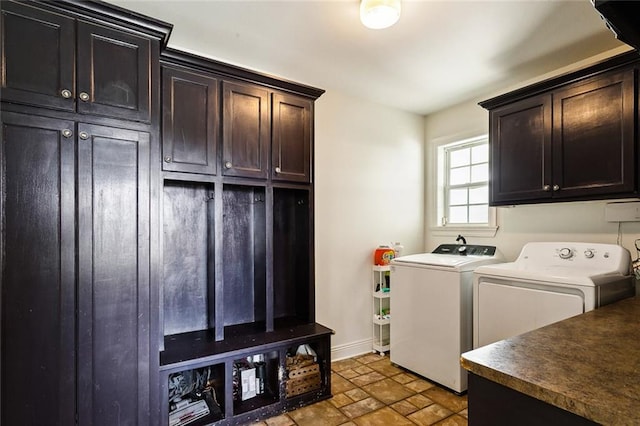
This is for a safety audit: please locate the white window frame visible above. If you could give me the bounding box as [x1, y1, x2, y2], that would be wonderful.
[431, 134, 498, 238]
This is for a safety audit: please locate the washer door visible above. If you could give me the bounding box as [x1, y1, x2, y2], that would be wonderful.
[476, 281, 584, 347]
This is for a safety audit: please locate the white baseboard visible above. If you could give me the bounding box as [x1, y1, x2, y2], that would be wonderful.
[331, 338, 375, 361]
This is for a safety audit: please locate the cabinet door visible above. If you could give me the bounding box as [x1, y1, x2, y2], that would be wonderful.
[552, 68, 635, 198]
[77, 21, 152, 122]
[489, 94, 552, 205]
[222, 81, 270, 179]
[162, 66, 218, 174]
[1, 112, 76, 425]
[77, 124, 151, 425]
[272, 93, 312, 183]
[0, 1, 75, 111]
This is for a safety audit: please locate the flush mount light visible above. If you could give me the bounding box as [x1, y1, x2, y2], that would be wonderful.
[360, 0, 401, 29]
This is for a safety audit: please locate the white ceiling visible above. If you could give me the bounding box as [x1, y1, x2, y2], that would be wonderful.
[108, 0, 626, 115]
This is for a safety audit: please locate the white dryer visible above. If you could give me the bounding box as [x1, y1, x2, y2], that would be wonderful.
[473, 242, 635, 348]
[390, 244, 503, 393]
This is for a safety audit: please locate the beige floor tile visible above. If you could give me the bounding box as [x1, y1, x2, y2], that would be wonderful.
[352, 407, 416, 426]
[458, 408, 468, 419]
[330, 393, 355, 408]
[421, 387, 468, 412]
[433, 414, 468, 426]
[356, 353, 386, 365]
[350, 371, 386, 387]
[362, 378, 415, 405]
[367, 359, 405, 377]
[345, 388, 370, 402]
[404, 378, 435, 393]
[332, 373, 358, 394]
[408, 404, 453, 426]
[338, 422, 358, 426]
[340, 397, 385, 419]
[338, 368, 360, 379]
[264, 413, 295, 426]
[333, 358, 364, 372]
[287, 400, 349, 426]
[390, 399, 419, 416]
[391, 372, 417, 384]
[406, 393, 434, 409]
[353, 365, 374, 375]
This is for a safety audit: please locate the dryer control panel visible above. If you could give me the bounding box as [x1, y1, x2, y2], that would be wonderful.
[433, 244, 497, 256]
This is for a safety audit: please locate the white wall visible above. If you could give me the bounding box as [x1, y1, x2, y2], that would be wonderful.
[424, 47, 640, 267]
[314, 90, 424, 360]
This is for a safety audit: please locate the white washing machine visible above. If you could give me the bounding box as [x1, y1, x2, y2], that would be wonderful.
[473, 242, 635, 348]
[390, 244, 503, 393]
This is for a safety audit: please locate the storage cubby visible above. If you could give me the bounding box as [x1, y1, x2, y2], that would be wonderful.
[163, 180, 215, 336]
[284, 340, 328, 400]
[232, 350, 279, 415]
[166, 363, 225, 426]
[222, 184, 267, 331]
[273, 188, 311, 324]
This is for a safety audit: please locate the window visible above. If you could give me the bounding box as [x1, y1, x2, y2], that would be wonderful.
[433, 135, 496, 237]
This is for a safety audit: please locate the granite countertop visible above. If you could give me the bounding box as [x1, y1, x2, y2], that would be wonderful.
[461, 296, 640, 425]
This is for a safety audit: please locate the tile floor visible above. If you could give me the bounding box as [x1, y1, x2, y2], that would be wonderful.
[253, 353, 468, 426]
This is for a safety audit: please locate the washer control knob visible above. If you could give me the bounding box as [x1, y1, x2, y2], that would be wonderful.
[584, 249, 595, 259]
[559, 248, 573, 259]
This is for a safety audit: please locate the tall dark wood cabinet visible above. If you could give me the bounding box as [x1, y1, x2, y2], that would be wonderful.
[2, 2, 327, 425]
[1, 1, 172, 425]
[481, 52, 639, 206]
[158, 50, 329, 426]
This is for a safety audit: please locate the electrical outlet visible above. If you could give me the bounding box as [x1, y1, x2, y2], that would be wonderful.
[604, 201, 640, 222]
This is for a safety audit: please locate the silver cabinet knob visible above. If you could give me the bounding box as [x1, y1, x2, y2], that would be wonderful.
[164, 156, 172, 163]
[224, 161, 232, 169]
[543, 185, 550, 191]
[275, 166, 281, 173]
[79, 92, 90, 102]
[79, 131, 89, 140]
[61, 129, 72, 138]
[61, 89, 72, 99]
[553, 185, 560, 191]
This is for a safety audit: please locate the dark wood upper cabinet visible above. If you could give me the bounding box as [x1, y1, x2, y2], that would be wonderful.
[490, 94, 552, 205]
[162, 66, 218, 174]
[552, 69, 635, 198]
[482, 55, 638, 206]
[1, 1, 153, 122]
[0, 1, 76, 111]
[272, 93, 312, 183]
[77, 21, 152, 122]
[222, 81, 270, 179]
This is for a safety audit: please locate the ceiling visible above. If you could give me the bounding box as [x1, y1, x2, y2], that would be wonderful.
[108, 0, 626, 115]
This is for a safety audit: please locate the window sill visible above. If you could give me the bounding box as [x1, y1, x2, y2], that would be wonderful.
[430, 225, 499, 238]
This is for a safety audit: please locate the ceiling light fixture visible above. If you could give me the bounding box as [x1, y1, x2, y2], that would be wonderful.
[360, 0, 401, 30]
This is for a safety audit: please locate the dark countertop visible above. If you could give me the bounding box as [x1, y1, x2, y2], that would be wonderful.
[461, 296, 640, 425]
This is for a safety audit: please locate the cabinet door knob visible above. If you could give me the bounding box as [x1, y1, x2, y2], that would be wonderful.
[164, 156, 172, 163]
[61, 129, 73, 138]
[553, 185, 560, 191]
[224, 161, 232, 169]
[275, 166, 281, 173]
[79, 131, 89, 140]
[543, 185, 550, 191]
[61, 89, 72, 99]
[79, 92, 90, 102]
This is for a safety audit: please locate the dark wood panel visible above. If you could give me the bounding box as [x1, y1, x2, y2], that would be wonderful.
[553, 68, 635, 197]
[468, 373, 598, 426]
[77, 123, 150, 426]
[272, 93, 311, 183]
[1, 112, 76, 426]
[77, 20, 152, 122]
[162, 66, 218, 174]
[222, 81, 270, 179]
[273, 189, 311, 322]
[0, 1, 75, 111]
[489, 94, 552, 205]
[163, 181, 212, 335]
[222, 186, 266, 328]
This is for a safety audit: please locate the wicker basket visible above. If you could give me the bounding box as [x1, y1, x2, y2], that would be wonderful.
[285, 354, 322, 397]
